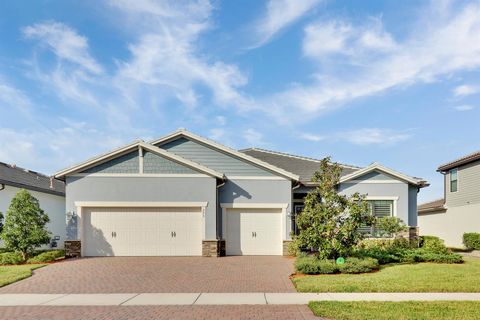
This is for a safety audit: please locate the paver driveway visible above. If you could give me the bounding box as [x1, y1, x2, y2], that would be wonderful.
[0, 256, 296, 293]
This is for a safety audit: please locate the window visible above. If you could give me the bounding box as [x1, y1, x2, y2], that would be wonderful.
[450, 168, 458, 192]
[360, 200, 394, 237]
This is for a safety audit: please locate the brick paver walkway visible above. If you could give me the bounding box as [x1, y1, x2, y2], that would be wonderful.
[0, 305, 318, 320]
[0, 256, 296, 293]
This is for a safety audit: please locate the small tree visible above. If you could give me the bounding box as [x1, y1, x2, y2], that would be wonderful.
[1, 189, 51, 261]
[0, 211, 3, 234]
[294, 157, 375, 259]
[374, 216, 407, 238]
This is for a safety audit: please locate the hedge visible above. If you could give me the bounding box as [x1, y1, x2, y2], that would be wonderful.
[463, 233, 480, 250]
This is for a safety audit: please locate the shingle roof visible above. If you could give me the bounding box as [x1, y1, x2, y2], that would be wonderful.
[438, 150, 480, 172]
[418, 198, 445, 213]
[0, 162, 65, 196]
[239, 148, 360, 183]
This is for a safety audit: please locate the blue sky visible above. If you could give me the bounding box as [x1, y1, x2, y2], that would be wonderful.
[1, 0, 479, 203]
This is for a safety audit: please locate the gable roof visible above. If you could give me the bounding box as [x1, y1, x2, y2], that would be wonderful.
[54, 141, 225, 179]
[339, 162, 429, 187]
[150, 130, 300, 181]
[437, 150, 480, 172]
[418, 198, 446, 214]
[0, 162, 65, 196]
[240, 147, 359, 183]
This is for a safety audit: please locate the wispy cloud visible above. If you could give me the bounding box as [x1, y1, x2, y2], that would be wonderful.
[261, 2, 480, 121]
[453, 84, 479, 97]
[454, 104, 475, 111]
[300, 128, 411, 146]
[250, 0, 321, 48]
[300, 133, 324, 142]
[23, 21, 102, 74]
[243, 128, 264, 146]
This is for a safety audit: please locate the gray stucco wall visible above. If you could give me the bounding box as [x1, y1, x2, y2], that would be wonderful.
[338, 182, 414, 226]
[218, 178, 292, 239]
[65, 176, 217, 240]
[408, 185, 418, 227]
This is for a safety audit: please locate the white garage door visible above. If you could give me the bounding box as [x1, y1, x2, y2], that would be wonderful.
[226, 208, 282, 255]
[83, 207, 203, 256]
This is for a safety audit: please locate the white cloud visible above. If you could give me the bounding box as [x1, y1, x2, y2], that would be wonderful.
[243, 128, 264, 146]
[303, 21, 352, 58]
[338, 128, 411, 146]
[262, 2, 480, 120]
[111, 0, 250, 110]
[23, 21, 102, 74]
[215, 115, 226, 126]
[453, 84, 479, 97]
[252, 0, 321, 48]
[300, 133, 324, 142]
[0, 82, 31, 110]
[454, 104, 475, 111]
[208, 128, 225, 141]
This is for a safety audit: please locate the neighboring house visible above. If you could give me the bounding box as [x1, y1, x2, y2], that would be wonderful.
[418, 151, 480, 247]
[0, 162, 66, 248]
[55, 129, 427, 257]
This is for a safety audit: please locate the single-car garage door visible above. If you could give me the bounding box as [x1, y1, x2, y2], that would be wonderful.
[226, 208, 282, 255]
[83, 207, 203, 256]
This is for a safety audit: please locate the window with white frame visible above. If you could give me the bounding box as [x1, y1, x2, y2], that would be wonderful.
[359, 200, 394, 237]
[450, 168, 458, 192]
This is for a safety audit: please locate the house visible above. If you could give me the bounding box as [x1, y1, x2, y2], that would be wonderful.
[418, 151, 480, 247]
[0, 162, 66, 248]
[54, 129, 427, 257]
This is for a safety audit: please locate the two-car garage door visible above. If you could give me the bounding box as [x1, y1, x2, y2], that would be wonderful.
[83, 207, 203, 256]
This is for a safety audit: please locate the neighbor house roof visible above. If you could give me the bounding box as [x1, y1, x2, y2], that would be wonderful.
[240, 147, 359, 183]
[0, 162, 65, 196]
[437, 150, 480, 172]
[418, 198, 446, 214]
[54, 141, 225, 180]
[150, 130, 300, 181]
[339, 162, 429, 187]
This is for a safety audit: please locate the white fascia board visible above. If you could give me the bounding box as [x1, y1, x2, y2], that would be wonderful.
[139, 142, 224, 179]
[339, 163, 422, 186]
[54, 141, 143, 178]
[220, 202, 289, 209]
[150, 130, 300, 181]
[75, 201, 208, 208]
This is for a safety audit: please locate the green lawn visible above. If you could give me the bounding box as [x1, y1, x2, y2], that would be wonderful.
[308, 301, 480, 320]
[293, 258, 480, 292]
[0, 264, 46, 287]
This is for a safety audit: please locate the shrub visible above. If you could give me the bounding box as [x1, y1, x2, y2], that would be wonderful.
[294, 256, 338, 274]
[374, 216, 407, 238]
[27, 250, 65, 263]
[401, 248, 463, 264]
[419, 236, 448, 254]
[338, 257, 379, 274]
[463, 233, 480, 250]
[0, 252, 23, 265]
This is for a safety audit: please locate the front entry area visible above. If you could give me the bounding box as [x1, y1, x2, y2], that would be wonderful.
[82, 207, 203, 256]
[225, 208, 282, 256]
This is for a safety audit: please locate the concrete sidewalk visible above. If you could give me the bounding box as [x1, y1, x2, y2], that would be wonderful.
[1, 293, 480, 306]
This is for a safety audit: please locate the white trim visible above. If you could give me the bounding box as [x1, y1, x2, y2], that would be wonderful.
[339, 163, 424, 186]
[150, 130, 299, 181]
[75, 201, 209, 208]
[365, 196, 398, 217]
[220, 203, 288, 209]
[54, 140, 225, 179]
[70, 173, 209, 178]
[138, 146, 144, 174]
[343, 180, 404, 184]
[226, 176, 288, 180]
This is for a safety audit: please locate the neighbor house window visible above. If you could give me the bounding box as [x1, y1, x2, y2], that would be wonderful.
[360, 200, 394, 237]
[450, 168, 458, 192]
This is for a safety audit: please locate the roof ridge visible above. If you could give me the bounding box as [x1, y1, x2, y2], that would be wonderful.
[240, 147, 362, 169]
[438, 150, 480, 171]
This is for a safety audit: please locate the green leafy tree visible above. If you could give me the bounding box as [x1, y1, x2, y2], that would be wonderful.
[1, 189, 51, 261]
[374, 216, 407, 238]
[0, 211, 3, 234]
[294, 157, 375, 259]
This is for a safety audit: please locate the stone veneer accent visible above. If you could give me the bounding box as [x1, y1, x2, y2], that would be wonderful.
[64, 240, 81, 258]
[283, 240, 293, 256]
[202, 240, 226, 257]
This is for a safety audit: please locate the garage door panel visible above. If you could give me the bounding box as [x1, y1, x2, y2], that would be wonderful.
[83, 207, 202, 256]
[226, 208, 282, 256]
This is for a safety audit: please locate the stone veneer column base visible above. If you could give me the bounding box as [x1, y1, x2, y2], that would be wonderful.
[283, 240, 293, 256]
[64, 240, 81, 258]
[202, 240, 225, 257]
